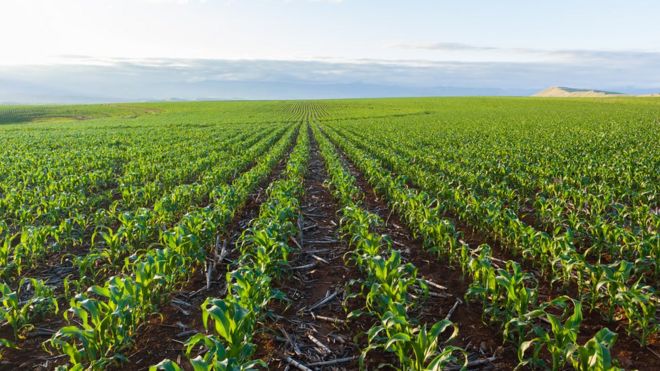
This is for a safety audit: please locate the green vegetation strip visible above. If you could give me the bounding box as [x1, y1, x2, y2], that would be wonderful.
[41, 125, 298, 369]
[319, 124, 623, 370]
[312, 123, 466, 370]
[153, 122, 309, 370]
[325, 122, 657, 346]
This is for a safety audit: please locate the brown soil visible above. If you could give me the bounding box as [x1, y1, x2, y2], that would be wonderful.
[324, 126, 660, 370]
[4, 120, 656, 371]
[324, 127, 517, 370]
[253, 126, 365, 370]
[0, 129, 298, 371]
[112, 129, 301, 371]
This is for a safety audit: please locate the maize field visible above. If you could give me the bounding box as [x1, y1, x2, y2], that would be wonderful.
[0, 97, 658, 370]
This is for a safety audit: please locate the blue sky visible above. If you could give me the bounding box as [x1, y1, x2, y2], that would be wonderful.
[1, 0, 659, 102]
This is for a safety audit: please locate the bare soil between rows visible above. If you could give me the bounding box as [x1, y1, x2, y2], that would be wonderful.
[0, 129, 299, 371]
[4, 121, 657, 371]
[326, 126, 660, 370]
[325, 128, 517, 370]
[253, 126, 365, 370]
[113, 129, 301, 370]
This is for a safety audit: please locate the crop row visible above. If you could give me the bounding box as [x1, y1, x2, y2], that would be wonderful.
[0, 127, 279, 282]
[339, 124, 658, 279]
[325, 123, 657, 346]
[0, 122, 299, 367]
[312, 123, 467, 370]
[320, 123, 625, 370]
[154, 117, 310, 370]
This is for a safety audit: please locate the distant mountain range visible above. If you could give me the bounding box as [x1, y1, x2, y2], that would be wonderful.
[534, 86, 659, 97]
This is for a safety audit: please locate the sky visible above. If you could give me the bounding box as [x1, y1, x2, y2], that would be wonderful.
[1, 0, 659, 102]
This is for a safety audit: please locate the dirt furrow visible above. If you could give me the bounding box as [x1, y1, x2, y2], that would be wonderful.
[324, 126, 660, 369]
[255, 126, 362, 370]
[113, 126, 303, 370]
[0, 126, 300, 371]
[325, 128, 518, 370]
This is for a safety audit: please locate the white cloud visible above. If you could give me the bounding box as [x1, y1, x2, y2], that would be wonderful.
[2, 56, 659, 103]
[394, 42, 660, 65]
[143, 0, 207, 3]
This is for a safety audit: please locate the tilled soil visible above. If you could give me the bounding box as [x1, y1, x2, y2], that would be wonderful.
[326, 129, 517, 370]
[113, 130, 301, 370]
[254, 127, 366, 370]
[0, 130, 298, 371]
[4, 122, 657, 371]
[324, 126, 660, 370]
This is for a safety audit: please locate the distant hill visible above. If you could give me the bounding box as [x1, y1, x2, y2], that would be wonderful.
[533, 86, 625, 97]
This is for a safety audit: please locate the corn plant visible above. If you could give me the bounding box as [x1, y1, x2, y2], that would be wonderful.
[567, 328, 621, 371]
[150, 124, 308, 370]
[516, 297, 587, 370]
[615, 280, 657, 345]
[184, 299, 265, 370]
[314, 124, 466, 370]
[0, 278, 58, 339]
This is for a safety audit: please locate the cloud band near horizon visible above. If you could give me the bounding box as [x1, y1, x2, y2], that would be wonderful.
[1, 56, 659, 103]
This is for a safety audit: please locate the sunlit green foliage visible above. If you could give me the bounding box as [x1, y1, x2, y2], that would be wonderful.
[1, 97, 658, 370]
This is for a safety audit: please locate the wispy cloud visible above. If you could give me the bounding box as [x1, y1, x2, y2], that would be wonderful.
[143, 0, 208, 4]
[1, 56, 659, 103]
[143, 0, 343, 4]
[394, 41, 660, 65]
[397, 42, 498, 52]
[142, 0, 207, 5]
